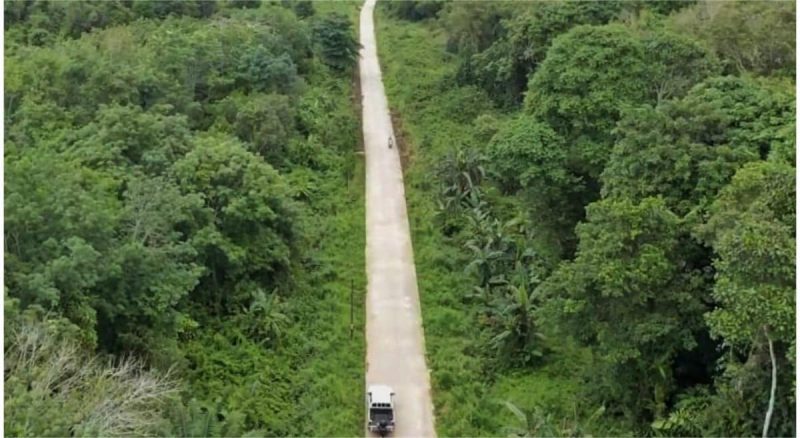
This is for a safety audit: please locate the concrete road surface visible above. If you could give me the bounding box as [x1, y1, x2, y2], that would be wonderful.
[360, 0, 437, 437]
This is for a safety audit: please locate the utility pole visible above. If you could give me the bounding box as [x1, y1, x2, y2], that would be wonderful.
[350, 279, 354, 339]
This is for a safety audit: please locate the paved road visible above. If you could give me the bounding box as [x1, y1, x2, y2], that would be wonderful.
[360, 0, 437, 437]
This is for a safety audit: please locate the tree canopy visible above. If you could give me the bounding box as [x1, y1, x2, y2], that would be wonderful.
[5, 1, 366, 434]
[380, 0, 795, 435]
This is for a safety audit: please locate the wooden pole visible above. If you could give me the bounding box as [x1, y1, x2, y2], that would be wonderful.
[350, 279, 355, 339]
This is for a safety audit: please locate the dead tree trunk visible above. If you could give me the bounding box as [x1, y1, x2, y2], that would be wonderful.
[762, 326, 777, 438]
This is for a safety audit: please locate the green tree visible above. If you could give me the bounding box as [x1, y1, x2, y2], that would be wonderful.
[623, 0, 696, 17]
[464, 0, 625, 106]
[212, 93, 295, 166]
[286, 0, 315, 19]
[540, 197, 706, 424]
[384, 0, 444, 22]
[525, 24, 651, 180]
[485, 117, 580, 255]
[96, 175, 204, 359]
[5, 144, 206, 358]
[486, 117, 569, 195]
[236, 46, 299, 94]
[5, 151, 120, 345]
[440, 1, 512, 54]
[526, 24, 717, 181]
[695, 161, 795, 437]
[644, 29, 720, 103]
[669, 1, 795, 76]
[312, 13, 359, 71]
[69, 104, 194, 175]
[131, 0, 217, 19]
[173, 134, 298, 314]
[602, 76, 794, 215]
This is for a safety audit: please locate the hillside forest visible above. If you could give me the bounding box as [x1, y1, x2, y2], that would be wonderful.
[3, 0, 797, 437]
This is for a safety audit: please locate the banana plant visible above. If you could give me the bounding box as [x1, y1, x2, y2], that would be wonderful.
[435, 145, 487, 220]
[503, 401, 606, 437]
[242, 288, 290, 347]
[487, 282, 546, 366]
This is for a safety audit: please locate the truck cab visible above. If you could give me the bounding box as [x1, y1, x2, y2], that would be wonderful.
[367, 385, 395, 436]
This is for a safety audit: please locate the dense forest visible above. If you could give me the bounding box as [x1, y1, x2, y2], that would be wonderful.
[5, 0, 367, 435]
[378, 0, 795, 436]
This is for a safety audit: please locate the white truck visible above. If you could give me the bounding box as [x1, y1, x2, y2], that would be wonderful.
[367, 385, 395, 436]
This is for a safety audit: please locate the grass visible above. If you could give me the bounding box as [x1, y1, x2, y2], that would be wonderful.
[181, 4, 369, 432]
[184, 71, 367, 435]
[291, 150, 366, 436]
[269, 4, 368, 433]
[265, 55, 368, 434]
[374, 12, 489, 437]
[315, 0, 361, 21]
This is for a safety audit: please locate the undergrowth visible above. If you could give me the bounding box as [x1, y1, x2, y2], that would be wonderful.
[375, 7, 625, 437]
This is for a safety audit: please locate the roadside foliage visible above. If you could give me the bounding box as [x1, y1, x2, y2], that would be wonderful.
[379, 0, 795, 436]
[5, 0, 366, 435]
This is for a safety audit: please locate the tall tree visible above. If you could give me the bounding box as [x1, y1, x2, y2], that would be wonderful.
[173, 134, 298, 315]
[524, 24, 650, 180]
[464, 0, 625, 106]
[312, 13, 359, 71]
[669, 1, 795, 76]
[696, 161, 795, 437]
[602, 76, 794, 216]
[540, 197, 706, 424]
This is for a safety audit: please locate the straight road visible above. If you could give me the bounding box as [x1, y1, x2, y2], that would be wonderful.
[359, 0, 437, 436]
